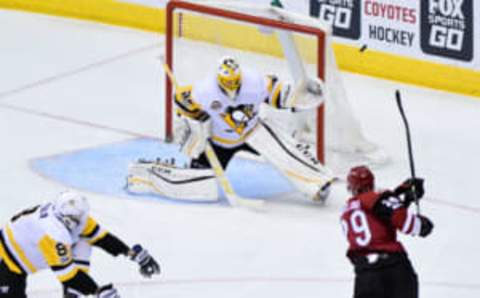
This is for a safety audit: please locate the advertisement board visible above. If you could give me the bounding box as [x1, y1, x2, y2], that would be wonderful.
[420, 0, 473, 62]
[310, 0, 361, 39]
[308, 0, 478, 69]
[127, 0, 478, 70]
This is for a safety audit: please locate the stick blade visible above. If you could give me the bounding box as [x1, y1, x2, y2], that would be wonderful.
[229, 194, 265, 211]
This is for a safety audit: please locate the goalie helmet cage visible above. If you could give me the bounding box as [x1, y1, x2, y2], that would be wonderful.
[164, 0, 384, 173]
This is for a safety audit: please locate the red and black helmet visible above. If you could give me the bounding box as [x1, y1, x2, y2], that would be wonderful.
[347, 166, 374, 195]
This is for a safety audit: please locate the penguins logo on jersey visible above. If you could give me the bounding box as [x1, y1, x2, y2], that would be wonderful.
[221, 104, 256, 134]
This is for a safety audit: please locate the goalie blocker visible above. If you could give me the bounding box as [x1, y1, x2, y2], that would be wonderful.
[126, 118, 336, 202]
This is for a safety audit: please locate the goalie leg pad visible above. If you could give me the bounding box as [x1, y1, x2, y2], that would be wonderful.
[247, 120, 336, 201]
[126, 160, 219, 201]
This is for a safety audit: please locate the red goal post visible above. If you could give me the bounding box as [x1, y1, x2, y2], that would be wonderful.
[165, 0, 328, 162]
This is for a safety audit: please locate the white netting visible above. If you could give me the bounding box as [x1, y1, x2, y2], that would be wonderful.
[167, 0, 388, 175]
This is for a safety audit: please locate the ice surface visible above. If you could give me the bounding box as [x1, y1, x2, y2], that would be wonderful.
[1, 9, 479, 298]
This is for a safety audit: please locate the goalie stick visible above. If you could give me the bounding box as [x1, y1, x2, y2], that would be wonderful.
[204, 141, 264, 209]
[395, 90, 420, 214]
[161, 56, 264, 209]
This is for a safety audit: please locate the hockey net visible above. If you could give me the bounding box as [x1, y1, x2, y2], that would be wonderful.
[164, 0, 387, 175]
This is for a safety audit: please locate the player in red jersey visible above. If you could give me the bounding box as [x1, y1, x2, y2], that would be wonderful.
[340, 166, 434, 298]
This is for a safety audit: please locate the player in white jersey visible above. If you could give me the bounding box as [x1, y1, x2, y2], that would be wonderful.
[127, 56, 335, 202]
[0, 191, 160, 298]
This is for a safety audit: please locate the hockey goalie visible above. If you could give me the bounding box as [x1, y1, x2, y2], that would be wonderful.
[126, 56, 337, 203]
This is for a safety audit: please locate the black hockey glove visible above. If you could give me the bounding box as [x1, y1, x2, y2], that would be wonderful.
[418, 215, 434, 237]
[394, 178, 425, 205]
[130, 244, 161, 278]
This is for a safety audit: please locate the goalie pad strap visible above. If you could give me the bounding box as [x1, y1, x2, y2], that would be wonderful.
[150, 167, 215, 184]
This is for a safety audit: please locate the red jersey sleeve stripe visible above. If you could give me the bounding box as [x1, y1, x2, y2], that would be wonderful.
[401, 212, 414, 234]
[401, 213, 422, 236]
[411, 216, 422, 236]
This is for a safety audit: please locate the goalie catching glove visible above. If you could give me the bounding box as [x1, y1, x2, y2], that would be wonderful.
[130, 244, 161, 278]
[285, 77, 326, 110]
[305, 77, 324, 96]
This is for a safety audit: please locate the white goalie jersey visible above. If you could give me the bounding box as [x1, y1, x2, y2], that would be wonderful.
[175, 68, 292, 149]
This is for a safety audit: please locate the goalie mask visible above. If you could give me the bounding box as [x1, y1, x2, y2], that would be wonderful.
[347, 166, 374, 195]
[217, 56, 241, 100]
[53, 190, 89, 232]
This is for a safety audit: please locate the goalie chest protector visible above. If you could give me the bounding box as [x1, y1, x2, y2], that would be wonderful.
[192, 68, 268, 148]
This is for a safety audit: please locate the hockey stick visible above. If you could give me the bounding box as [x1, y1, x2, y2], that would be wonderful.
[395, 90, 420, 214]
[161, 58, 264, 209]
[204, 142, 264, 209]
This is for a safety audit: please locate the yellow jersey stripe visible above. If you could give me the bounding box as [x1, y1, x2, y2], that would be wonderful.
[78, 266, 90, 273]
[174, 97, 202, 112]
[176, 107, 204, 120]
[270, 83, 283, 108]
[81, 217, 98, 237]
[267, 78, 274, 93]
[87, 230, 108, 245]
[57, 267, 79, 282]
[5, 225, 37, 273]
[0, 240, 22, 274]
[211, 135, 245, 145]
[38, 235, 72, 267]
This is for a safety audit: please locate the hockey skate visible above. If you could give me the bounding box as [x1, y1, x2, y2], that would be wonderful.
[312, 178, 338, 203]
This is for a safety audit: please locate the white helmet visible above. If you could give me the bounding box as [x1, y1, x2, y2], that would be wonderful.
[53, 190, 89, 231]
